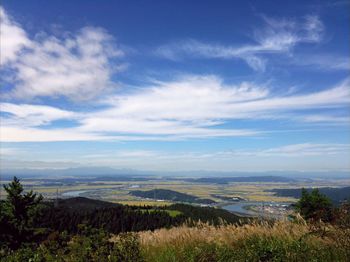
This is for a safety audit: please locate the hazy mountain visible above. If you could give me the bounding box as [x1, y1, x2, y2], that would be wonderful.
[1, 167, 349, 180]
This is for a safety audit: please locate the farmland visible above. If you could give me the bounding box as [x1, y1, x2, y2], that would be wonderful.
[1, 175, 349, 213]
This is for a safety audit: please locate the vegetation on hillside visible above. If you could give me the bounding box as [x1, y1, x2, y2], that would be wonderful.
[32, 197, 239, 236]
[295, 188, 333, 222]
[167, 203, 245, 225]
[130, 189, 216, 204]
[3, 212, 350, 261]
[0, 178, 241, 254]
[137, 215, 350, 262]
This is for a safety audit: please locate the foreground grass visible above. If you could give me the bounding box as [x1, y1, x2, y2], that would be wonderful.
[136, 219, 350, 262]
[3, 219, 349, 261]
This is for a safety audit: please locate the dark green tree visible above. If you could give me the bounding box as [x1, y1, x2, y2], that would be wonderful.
[295, 188, 333, 222]
[333, 200, 350, 228]
[0, 176, 43, 249]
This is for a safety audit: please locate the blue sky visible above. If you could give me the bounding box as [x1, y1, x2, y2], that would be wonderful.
[0, 0, 349, 172]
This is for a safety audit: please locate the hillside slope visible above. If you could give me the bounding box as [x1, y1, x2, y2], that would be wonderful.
[36, 197, 240, 234]
[130, 189, 216, 204]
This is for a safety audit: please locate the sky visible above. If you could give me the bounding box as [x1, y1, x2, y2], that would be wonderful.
[0, 0, 349, 173]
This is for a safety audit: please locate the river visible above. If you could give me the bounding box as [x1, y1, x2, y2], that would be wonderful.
[222, 201, 292, 217]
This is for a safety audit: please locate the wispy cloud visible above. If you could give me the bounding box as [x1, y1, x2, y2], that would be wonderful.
[0, 159, 82, 170]
[76, 144, 350, 169]
[82, 150, 159, 159]
[0, 7, 124, 101]
[0, 103, 77, 127]
[155, 15, 324, 71]
[0, 126, 105, 142]
[1, 75, 349, 142]
[3, 143, 349, 172]
[296, 114, 350, 125]
[229, 143, 350, 157]
[0, 146, 22, 157]
[289, 54, 350, 71]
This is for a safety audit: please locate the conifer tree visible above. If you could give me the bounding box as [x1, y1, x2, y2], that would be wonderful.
[296, 188, 333, 222]
[1, 176, 43, 249]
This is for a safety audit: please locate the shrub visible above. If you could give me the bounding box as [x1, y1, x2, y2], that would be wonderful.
[110, 233, 143, 262]
[295, 188, 333, 222]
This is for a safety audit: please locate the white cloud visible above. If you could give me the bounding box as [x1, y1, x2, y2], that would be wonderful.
[90, 75, 349, 133]
[113, 76, 268, 113]
[0, 7, 31, 65]
[0, 126, 104, 142]
[0, 126, 188, 142]
[0, 75, 349, 142]
[155, 15, 324, 71]
[0, 7, 123, 100]
[233, 77, 350, 113]
[0, 103, 77, 126]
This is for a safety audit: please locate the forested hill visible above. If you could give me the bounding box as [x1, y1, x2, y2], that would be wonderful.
[56, 197, 118, 210]
[34, 197, 240, 234]
[271, 186, 350, 204]
[129, 189, 216, 204]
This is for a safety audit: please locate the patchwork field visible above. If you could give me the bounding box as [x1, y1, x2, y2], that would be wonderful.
[2, 176, 349, 208]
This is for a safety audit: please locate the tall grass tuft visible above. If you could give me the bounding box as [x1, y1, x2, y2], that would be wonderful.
[138, 218, 350, 261]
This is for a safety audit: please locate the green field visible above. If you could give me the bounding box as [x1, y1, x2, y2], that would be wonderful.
[140, 209, 182, 217]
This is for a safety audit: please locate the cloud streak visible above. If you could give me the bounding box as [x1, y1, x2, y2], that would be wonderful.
[229, 143, 350, 157]
[0, 103, 77, 127]
[2, 143, 349, 172]
[289, 54, 350, 71]
[155, 15, 324, 71]
[1, 75, 349, 142]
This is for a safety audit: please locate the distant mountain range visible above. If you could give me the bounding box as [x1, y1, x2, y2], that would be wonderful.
[2, 167, 349, 180]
